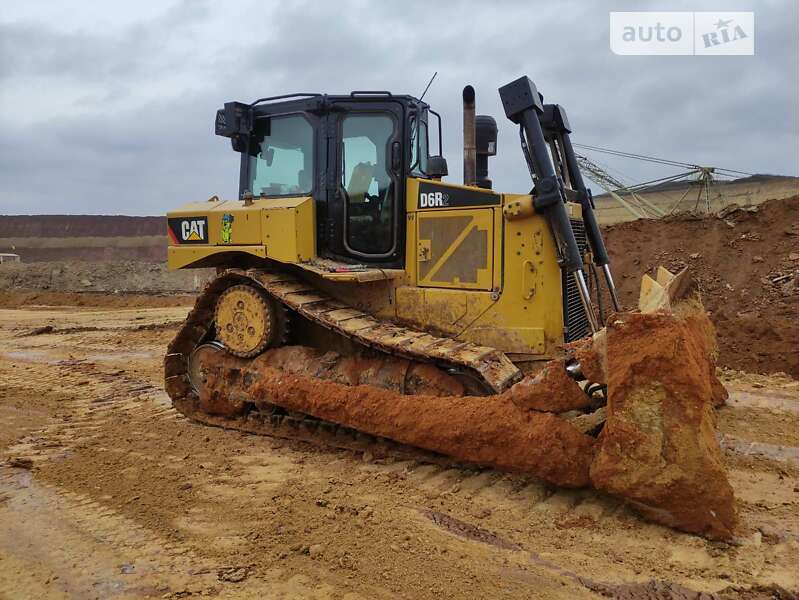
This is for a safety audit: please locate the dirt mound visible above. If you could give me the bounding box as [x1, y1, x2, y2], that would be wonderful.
[0, 215, 166, 262]
[0, 215, 164, 238]
[2, 245, 165, 262]
[605, 195, 799, 377]
[0, 261, 212, 295]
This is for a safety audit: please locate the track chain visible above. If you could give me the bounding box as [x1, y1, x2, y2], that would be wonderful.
[164, 268, 521, 459]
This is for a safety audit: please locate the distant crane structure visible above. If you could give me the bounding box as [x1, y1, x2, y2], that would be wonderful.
[572, 143, 752, 218]
[576, 154, 663, 219]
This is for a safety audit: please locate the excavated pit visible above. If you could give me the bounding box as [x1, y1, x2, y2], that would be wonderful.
[191, 305, 736, 538]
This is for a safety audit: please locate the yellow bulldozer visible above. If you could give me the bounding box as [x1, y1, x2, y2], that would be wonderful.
[164, 76, 736, 538]
[166, 76, 620, 394]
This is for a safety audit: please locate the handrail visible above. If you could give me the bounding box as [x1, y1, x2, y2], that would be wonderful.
[250, 93, 322, 107]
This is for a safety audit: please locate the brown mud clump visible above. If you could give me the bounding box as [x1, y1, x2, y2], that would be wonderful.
[589, 308, 737, 539]
[199, 349, 596, 488]
[508, 359, 593, 413]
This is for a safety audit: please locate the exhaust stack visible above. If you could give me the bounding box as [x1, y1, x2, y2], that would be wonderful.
[462, 85, 477, 186]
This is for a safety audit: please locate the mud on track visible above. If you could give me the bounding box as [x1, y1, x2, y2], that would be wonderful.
[0, 302, 798, 599]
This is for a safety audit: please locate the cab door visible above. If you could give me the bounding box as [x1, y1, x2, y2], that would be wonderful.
[323, 99, 405, 266]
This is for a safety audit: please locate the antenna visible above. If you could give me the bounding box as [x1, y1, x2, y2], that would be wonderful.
[419, 71, 438, 101]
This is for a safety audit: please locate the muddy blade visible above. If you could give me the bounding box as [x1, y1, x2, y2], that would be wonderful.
[171, 393, 471, 469]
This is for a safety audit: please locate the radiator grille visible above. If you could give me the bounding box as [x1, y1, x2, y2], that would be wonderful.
[562, 218, 591, 342]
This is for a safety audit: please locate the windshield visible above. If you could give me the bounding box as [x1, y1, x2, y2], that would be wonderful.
[248, 114, 314, 196]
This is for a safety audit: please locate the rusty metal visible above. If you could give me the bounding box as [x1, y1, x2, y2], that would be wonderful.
[463, 85, 477, 186]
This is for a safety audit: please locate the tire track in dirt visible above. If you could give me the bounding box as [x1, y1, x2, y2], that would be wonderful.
[0, 467, 221, 599]
[2, 310, 799, 598]
[1, 361, 361, 599]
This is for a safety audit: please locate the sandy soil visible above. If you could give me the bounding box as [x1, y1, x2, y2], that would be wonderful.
[0, 303, 798, 599]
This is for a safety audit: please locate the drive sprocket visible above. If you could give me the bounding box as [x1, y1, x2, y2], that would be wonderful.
[214, 284, 277, 357]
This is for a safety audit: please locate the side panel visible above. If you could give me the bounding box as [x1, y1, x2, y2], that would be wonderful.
[416, 209, 494, 290]
[261, 197, 316, 263]
[166, 196, 315, 269]
[396, 181, 566, 359]
[486, 198, 565, 355]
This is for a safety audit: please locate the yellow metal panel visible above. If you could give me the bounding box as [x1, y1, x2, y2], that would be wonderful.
[391, 184, 567, 358]
[393, 287, 546, 354]
[404, 179, 420, 284]
[491, 193, 565, 354]
[393, 194, 566, 358]
[167, 245, 267, 270]
[466, 325, 546, 355]
[492, 205, 502, 291]
[395, 286, 490, 333]
[262, 197, 316, 263]
[416, 208, 494, 290]
[213, 208, 262, 245]
[167, 198, 261, 246]
[167, 196, 315, 265]
[405, 178, 421, 213]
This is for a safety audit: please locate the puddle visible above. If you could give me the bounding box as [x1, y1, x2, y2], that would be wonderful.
[85, 352, 155, 362]
[0, 350, 61, 365]
[726, 390, 799, 415]
[721, 434, 799, 464]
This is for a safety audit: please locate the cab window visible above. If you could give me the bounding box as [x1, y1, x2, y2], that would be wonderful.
[249, 115, 314, 197]
[341, 113, 395, 255]
[410, 117, 429, 176]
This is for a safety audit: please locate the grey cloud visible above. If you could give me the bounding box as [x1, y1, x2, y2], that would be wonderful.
[0, 0, 211, 85]
[0, 0, 796, 215]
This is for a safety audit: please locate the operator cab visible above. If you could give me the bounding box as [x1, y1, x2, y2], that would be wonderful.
[215, 93, 447, 269]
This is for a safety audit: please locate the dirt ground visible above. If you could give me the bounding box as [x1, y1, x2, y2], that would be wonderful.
[1, 300, 798, 599]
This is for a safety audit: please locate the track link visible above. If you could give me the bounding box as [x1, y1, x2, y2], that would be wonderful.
[165, 268, 522, 458]
[165, 268, 521, 401]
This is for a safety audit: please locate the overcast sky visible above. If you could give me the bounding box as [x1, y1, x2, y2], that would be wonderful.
[1, 0, 796, 215]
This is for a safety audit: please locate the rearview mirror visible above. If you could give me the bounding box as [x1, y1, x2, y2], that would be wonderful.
[427, 156, 448, 179]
